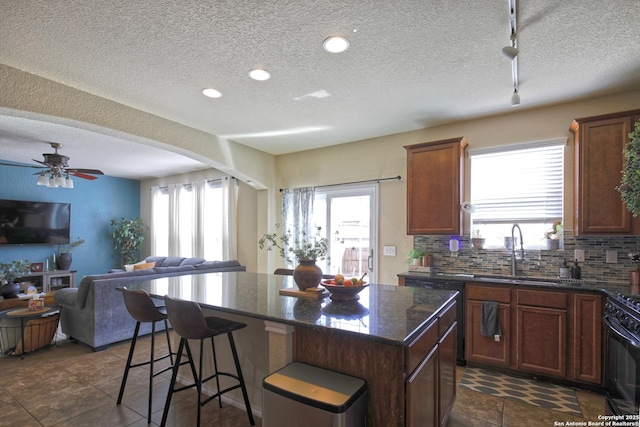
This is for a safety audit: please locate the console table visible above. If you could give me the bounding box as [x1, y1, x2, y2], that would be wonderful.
[16, 270, 76, 292]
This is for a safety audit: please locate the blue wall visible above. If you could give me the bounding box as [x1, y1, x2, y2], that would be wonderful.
[0, 161, 141, 282]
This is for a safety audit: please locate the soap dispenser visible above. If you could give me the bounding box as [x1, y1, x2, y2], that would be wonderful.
[559, 260, 570, 279]
[571, 259, 582, 280]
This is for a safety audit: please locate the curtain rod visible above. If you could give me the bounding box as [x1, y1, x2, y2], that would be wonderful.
[279, 175, 401, 192]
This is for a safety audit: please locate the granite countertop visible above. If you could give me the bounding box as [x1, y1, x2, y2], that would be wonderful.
[398, 270, 615, 293]
[124, 271, 458, 346]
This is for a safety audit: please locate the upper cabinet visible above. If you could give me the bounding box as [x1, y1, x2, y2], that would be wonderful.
[405, 137, 467, 235]
[571, 110, 640, 235]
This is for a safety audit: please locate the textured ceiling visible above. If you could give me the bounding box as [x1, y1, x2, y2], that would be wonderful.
[1, 0, 640, 178]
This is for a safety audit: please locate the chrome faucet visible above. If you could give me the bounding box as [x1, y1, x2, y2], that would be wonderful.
[511, 223, 525, 276]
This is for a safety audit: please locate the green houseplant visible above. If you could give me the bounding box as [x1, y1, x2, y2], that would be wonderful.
[543, 221, 562, 250]
[617, 120, 640, 217]
[406, 249, 425, 266]
[111, 217, 146, 266]
[259, 224, 329, 290]
[0, 259, 31, 298]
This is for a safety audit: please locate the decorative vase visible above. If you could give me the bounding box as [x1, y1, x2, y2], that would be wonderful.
[58, 253, 72, 270]
[293, 260, 323, 291]
[471, 238, 486, 249]
[0, 282, 21, 299]
[544, 239, 560, 250]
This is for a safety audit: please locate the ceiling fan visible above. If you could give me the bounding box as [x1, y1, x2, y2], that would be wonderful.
[0, 142, 104, 188]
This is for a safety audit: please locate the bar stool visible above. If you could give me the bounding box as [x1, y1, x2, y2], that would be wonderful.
[117, 288, 174, 423]
[160, 295, 254, 427]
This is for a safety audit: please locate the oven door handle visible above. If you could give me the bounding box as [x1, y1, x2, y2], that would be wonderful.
[603, 314, 640, 349]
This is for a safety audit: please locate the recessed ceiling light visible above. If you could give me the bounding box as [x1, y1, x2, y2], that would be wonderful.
[323, 36, 349, 53]
[248, 68, 271, 81]
[202, 88, 222, 98]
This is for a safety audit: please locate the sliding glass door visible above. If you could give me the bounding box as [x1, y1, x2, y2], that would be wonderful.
[313, 183, 378, 283]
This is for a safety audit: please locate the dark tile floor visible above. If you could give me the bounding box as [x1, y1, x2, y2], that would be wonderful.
[0, 333, 607, 426]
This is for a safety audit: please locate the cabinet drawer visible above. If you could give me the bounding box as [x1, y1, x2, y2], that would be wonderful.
[406, 319, 438, 374]
[517, 289, 567, 309]
[467, 284, 511, 303]
[438, 301, 456, 336]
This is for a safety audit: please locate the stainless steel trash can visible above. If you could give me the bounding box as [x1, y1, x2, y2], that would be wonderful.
[262, 362, 367, 427]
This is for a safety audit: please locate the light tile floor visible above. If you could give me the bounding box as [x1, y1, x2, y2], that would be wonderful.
[0, 333, 607, 426]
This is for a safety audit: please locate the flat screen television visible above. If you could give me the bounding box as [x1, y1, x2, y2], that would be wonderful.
[0, 199, 71, 245]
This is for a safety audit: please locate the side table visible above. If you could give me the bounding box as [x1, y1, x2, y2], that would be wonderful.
[0, 306, 60, 358]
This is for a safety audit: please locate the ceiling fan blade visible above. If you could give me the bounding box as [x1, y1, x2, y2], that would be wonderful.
[0, 161, 46, 169]
[32, 159, 52, 167]
[69, 172, 99, 180]
[66, 168, 104, 175]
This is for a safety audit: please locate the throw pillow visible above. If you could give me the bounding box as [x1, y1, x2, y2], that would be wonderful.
[133, 261, 156, 270]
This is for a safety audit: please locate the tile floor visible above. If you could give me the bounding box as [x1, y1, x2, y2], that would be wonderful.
[0, 333, 607, 427]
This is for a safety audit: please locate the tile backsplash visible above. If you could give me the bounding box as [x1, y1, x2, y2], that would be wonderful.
[413, 232, 640, 294]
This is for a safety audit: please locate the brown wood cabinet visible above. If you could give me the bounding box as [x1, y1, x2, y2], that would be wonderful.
[569, 293, 603, 384]
[405, 137, 467, 235]
[437, 323, 457, 427]
[571, 110, 640, 235]
[465, 283, 511, 367]
[515, 289, 567, 377]
[465, 282, 603, 386]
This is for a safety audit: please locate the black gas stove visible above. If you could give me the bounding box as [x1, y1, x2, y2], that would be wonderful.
[603, 290, 640, 420]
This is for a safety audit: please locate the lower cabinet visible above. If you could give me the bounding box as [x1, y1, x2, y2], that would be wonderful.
[438, 324, 457, 427]
[465, 283, 603, 386]
[516, 305, 567, 377]
[406, 346, 438, 427]
[569, 293, 603, 384]
[465, 283, 511, 367]
[406, 301, 457, 427]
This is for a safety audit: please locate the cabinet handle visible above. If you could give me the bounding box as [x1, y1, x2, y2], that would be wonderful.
[368, 249, 373, 271]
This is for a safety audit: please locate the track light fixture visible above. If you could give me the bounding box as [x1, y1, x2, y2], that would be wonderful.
[511, 88, 520, 107]
[504, 0, 520, 106]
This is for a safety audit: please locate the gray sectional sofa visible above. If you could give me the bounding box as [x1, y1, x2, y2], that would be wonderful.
[54, 256, 246, 351]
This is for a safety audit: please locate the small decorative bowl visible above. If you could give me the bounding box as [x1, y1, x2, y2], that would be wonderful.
[321, 281, 369, 301]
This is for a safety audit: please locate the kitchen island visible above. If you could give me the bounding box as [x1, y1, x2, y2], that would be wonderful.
[125, 271, 458, 427]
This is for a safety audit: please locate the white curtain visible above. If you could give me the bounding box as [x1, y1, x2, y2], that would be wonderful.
[281, 187, 315, 267]
[150, 176, 237, 261]
[222, 176, 238, 260]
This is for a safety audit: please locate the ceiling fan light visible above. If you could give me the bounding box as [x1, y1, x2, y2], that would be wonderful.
[48, 177, 58, 188]
[65, 177, 74, 188]
[55, 175, 66, 186]
[37, 173, 49, 186]
[502, 45, 519, 60]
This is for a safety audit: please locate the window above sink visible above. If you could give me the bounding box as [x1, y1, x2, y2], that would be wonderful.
[469, 139, 565, 250]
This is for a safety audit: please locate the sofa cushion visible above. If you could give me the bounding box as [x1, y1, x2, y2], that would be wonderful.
[144, 256, 167, 266]
[180, 257, 205, 266]
[163, 256, 186, 267]
[194, 260, 242, 270]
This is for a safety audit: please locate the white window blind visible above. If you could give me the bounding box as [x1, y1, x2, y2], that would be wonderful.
[470, 140, 564, 248]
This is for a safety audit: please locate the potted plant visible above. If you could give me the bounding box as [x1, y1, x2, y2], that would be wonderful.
[617, 120, 640, 216]
[543, 221, 562, 250]
[111, 217, 147, 266]
[471, 229, 486, 249]
[259, 224, 329, 291]
[57, 237, 85, 270]
[0, 259, 31, 298]
[406, 249, 426, 266]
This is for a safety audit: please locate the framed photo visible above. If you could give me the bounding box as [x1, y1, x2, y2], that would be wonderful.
[30, 262, 44, 273]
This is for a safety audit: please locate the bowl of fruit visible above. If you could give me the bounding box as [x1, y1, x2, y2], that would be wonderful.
[321, 274, 368, 301]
